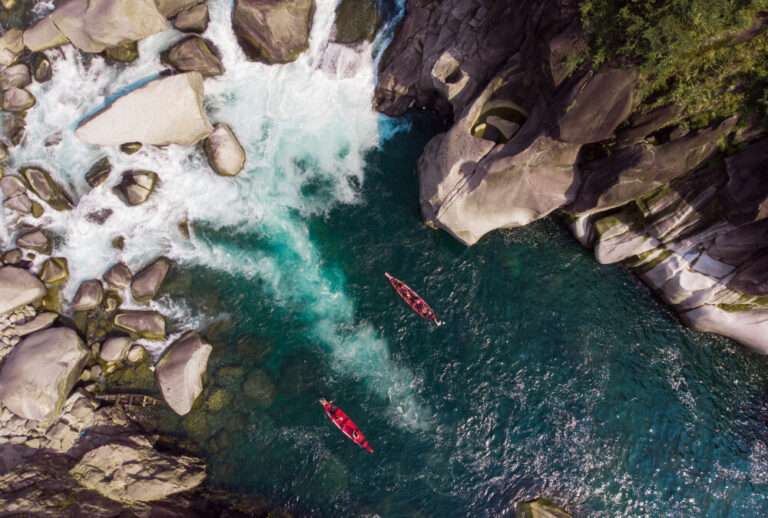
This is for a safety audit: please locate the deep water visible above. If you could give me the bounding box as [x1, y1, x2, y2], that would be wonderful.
[162, 115, 768, 517]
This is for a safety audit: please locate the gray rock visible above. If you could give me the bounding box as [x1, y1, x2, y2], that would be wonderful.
[0, 266, 46, 315]
[0, 175, 26, 198]
[69, 438, 206, 503]
[204, 123, 246, 176]
[127, 344, 146, 363]
[331, 0, 379, 45]
[113, 170, 159, 206]
[173, 3, 209, 33]
[12, 312, 57, 336]
[162, 36, 223, 77]
[76, 72, 213, 146]
[156, 0, 202, 17]
[100, 336, 132, 362]
[113, 310, 166, 340]
[156, 331, 212, 415]
[3, 193, 32, 214]
[85, 157, 112, 188]
[1, 87, 35, 112]
[2, 249, 22, 265]
[0, 328, 88, 421]
[103, 262, 132, 290]
[131, 257, 171, 302]
[71, 279, 104, 311]
[0, 63, 31, 90]
[16, 229, 51, 254]
[39, 257, 68, 286]
[233, 0, 315, 64]
[20, 166, 75, 211]
[0, 28, 23, 66]
[32, 53, 52, 83]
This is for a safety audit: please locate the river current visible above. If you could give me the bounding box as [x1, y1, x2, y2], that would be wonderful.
[7, 0, 768, 516]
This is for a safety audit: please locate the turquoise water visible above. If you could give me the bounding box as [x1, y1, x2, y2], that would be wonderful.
[163, 115, 768, 516]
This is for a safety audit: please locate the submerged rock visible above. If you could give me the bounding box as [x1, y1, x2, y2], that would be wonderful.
[0, 327, 88, 421]
[173, 3, 209, 33]
[156, 331, 213, 415]
[131, 256, 172, 302]
[516, 498, 571, 518]
[76, 72, 213, 146]
[113, 310, 166, 340]
[113, 169, 159, 206]
[71, 279, 104, 312]
[332, 0, 379, 45]
[20, 166, 75, 211]
[0, 265, 46, 314]
[103, 262, 132, 290]
[162, 36, 224, 77]
[23, 0, 168, 53]
[233, 0, 315, 64]
[204, 123, 246, 176]
[69, 438, 206, 503]
[243, 369, 276, 407]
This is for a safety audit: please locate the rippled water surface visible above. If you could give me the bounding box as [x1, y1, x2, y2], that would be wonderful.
[8, 0, 768, 515]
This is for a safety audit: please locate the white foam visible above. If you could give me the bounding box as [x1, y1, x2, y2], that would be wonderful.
[5, 0, 429, 430]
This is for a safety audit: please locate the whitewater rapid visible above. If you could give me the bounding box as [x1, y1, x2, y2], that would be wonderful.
[6, 0, 430, 430]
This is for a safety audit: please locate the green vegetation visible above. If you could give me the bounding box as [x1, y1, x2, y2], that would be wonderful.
[580, 0, 768, 126]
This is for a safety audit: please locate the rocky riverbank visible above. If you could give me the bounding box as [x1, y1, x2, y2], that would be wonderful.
[374, 0, 768, 354]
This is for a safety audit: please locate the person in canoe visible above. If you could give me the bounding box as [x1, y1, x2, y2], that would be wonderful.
[385, 272, 444, 326]
[319, 399, 374, 453]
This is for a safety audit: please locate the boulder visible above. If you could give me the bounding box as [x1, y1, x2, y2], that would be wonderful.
[162, 36, 223, 77]
[103, 262, 132, 290]
[173, 3, 209, 33]
[0, 175, 26, 198]
[85, 157, 112, 188]
[39, 257, 69, 286]
[113, 310, 166, 340]
[0, 28, 23, 66]
[3, 193, 32, 214]
[233, 0, 315, 64]
[0, 63, 31, 90]
[204, 123, 246, 176]
[516, 498, 571, 518]
[331, 0, 379, 45]
[2, 249, 22, 265]
[20, 166, 75, 211]
[243, 369, 275, 407]
[24, 0, 168, 53]
[12, 312, 57, 336]
[100, 335, 132, 362]
[1, 87, 35, 112]
[16, 229, 51, 254]
[127, 344, 146, 363]
[0, 328, 88, 421]
[85, 208, 114, 225]
[0, 266, 46, 314]
[71, 279, 104, 311]
[131, 257, 171, 302]
[113, 170, 159, 206]
[103, 41, 139, 63]
[32, 53, 52, 83]
[119, 142, 142, 154]
[155, 331, 212, 415]
[156, 0, 202, 17]
[76, 72, 213, 146]
[69, 438, 206, 503]
[554, 67, 637, 144]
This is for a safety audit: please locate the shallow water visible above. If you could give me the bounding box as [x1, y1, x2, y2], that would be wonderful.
[6, 0, 768, 516]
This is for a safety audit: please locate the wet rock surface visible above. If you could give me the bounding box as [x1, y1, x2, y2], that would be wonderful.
[233, 0, 315, 64]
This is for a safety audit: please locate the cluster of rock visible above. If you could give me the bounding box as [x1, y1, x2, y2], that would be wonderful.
[376, 0, 768, 353]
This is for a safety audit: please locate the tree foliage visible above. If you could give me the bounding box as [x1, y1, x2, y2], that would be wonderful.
[580, 0, 768, 126]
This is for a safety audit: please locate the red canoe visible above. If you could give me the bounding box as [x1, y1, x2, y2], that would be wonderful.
[320, 399, 374, 453]
[385, 272, 444, 326]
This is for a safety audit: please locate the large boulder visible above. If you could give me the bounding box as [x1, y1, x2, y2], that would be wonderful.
[233, 0, 315, 64]
[204, 123, 246, 176]
[16, 229, 51, 254]
[113, 310, 166, 340]
[113, 170, 159, 206]
[20, 166, 75, 211]
[130, 257, 171, 302]
[0, 64, 31, 90]
[0, 266, 46, 315]
[0, 328, 88, 421]
[100, 336, 132, 362]
[103, 262, 132, 290]
[1, 87, 35, 112]
[155, 331, 212, 415]
[162, 36, 224, 77]
[69, 437, 206, 503]
[0, 28, 23, 66]
[76, 72, 213, 146]
[23, 0, 168, 53]
[173, 3, 210, 33]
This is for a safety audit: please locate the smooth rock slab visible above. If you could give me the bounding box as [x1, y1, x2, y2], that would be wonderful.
[76, 72, 212, 146]
[156, 331, 212, 415]
[204, 123, 246, 176]
[0, 266, 46, 315]
[69, 438, 206, 503]
[131, 257, 171, 302]
[113, 310, 166, 340]
[0, 328, 87, 421]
